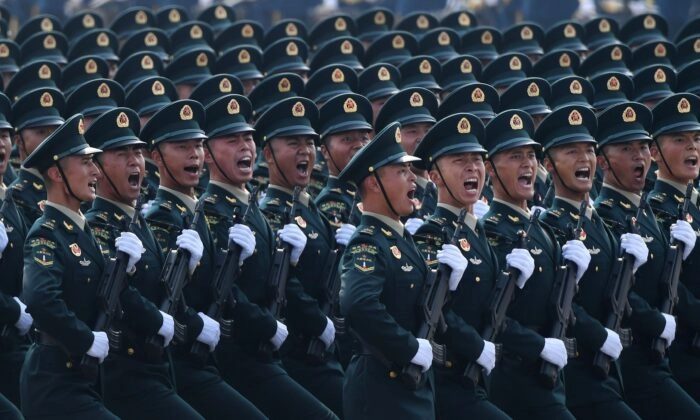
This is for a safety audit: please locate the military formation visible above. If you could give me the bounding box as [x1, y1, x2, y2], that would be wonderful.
[2, 1, 700, 420]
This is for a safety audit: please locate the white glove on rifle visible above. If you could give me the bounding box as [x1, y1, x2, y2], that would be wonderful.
[335, 223, 356, 247]
[473, 200, 490, 219]
[115, 232, 143, 273]
[476, 340, 496, 375]
[279, 223, 307, 265]
[196, 312, 221, 352]
[506, 248, 535, 289]
[562, 239, 590, 282]
[600, 328, 623, 360]
[660, 313, 676, 347]
[228, 224, 256, 264]
[87, 331, 109, 363]
[158, 311, 174, 347]
[620, 233, 648, 272]
[0, 222, 7, 256]
[12, 297, 32, 336]
[140, 199, 155, 217]
[437, 244, 468, 291]
[404, 218, 423, 235]
[540, 337, 568, 369]
[270, 320, 288, 350]
[176, 229, 204, 274]
[319, 317, 336, 349]
[670, 220, 696, 260]
[411, 338, 433, 373]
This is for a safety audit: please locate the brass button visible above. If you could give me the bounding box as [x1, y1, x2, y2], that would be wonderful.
[595, 266, 599, 272]
[410, 283, 415, 288]
[127, 348, 135, 356]
[650, 253, 654, 260]
[475, 276, 481, 283]
[86, 278, 91, 283]
[538, 266, 543, 272]
[145, 265, 149, 270]
[66, 361, 73, 369]
[445, 361, 453, 368]
[389, 371, 398, 379]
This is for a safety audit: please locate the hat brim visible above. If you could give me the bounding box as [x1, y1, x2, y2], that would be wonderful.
[321, 120, 372, 138]
[207, 124, 255, 139]
[18, 116, 64, 130]
[599, 130, 652, 146]
[654, 121, 700, 137]
[490, 138, 541, 156]
[100, 137, 147, 150]
[153, 130, 208, 144]
[265, 125, 319, 142]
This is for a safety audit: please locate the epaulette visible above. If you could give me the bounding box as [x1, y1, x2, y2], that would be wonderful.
[330, 187, 342, 194]
[597, 197, 614, 208]
[358, 225, 375, 235]
[547, 208, 563, 218]
[40, 218, 55, 230]
[266, 197, 280, 207]
[484, 213, 501, 225]
[648, 191, 667, 204]
[94, 211, 109, 223]
[159, 200, 173, 210]
[12, 182, 24, 192]
[204, 194, 218, 204]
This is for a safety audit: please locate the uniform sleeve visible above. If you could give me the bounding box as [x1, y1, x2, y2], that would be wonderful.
[627, 290, 666, 336]
[0, 293, 19, 326]
[440, 308, 486, 363]
[570, 303, 607, 351]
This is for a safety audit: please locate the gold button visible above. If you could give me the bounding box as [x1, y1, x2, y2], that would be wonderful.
[539, 266, 543, 272]
[410, 283, 415, 288]
[145, 265, 148, 269]
[475, 276, 481, 283]
[86, 278, 91, 283]
[595, 266, 599, 272]
[66, 361, 73, 369]
[389, 371, 398, 379]
[445, 361, 452, 368]
[127, 348, 135, 356]
[650, 253, 654, 260]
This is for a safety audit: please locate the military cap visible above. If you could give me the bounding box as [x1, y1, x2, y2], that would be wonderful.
[5, 60, 60, 101]
[65, 78, 125, 118]
[0, 40, 19, 74]
[535, 105, 596, 152]
[110, 7, 156, 40]
[155, 5, 189, 35]
[309, 14, 356, 50]
[414, 112, 486, 170]
[651, 93, 700, 137]
[317, 93, 372, 139]
[20, 31, 68, 65]
[253, 96, 319, 145]
[215, 20, 264, 53]
[339, 121, 420, 185]
[358, 63, 401, 102]
[263, 19, 308, 48]
[67, 29, 119, 62]
[500, 77, 551, 116]
[309, 36, 364, 72]
[125, 76, 177, 117]
[11, 88, 64, 131]
[165, 49, 214, 86]
[169, 21, 215, 60]
[248, 73, 304, 117]
[460, 27, 501, 62]
[437, 82, 499, 120]
[84, 107, 145, 150]
[215, 46, 263, 81]
[263, 38, 309, 75]
[24, 114, 101, 172]
[398, 55, 441, 91]
[364, 31, 417, 67]
[578, 44, 632, 78]
[0, 5, 9, 22]
[356, 8, 394, 42]
[674, 35, 700, 71]
[544, 21, 587, 53]
[418, 28, 460, 63]
[197, 3, 235, 34]
[15, 14, 61, 46]
[500, 22, 545, 56]
[395, 12, 438, 40]
[589, 72, 634, 111]
[114, 52, 163, 93]
[375, 87, 437, 131]
[677, 60, 700, 95]
[596, 102, 652, 147]
[305, 64, 357, 104]
[190, 74, 244, 107]
[676, 16, 700, 43]
[549, 76, 594, 110]
[632, 65, 676, 103]
[440, 10, 477, 36]
[119, 28, 170, 61]
[483, 110, 538, 157]
[204, 94, 254, 138]
[629, 40, 676, 74]
[619, 13, 668, 48]
[64, 11, 104, 39]
[583, 17, 621, 51]
[439, 54, 481, 93]
[533, 49, 579, 83]
[481, 52, 532, 90]
[61, 55, 110, 95]
[0, 92, 12, 130]
[141, 99, 206, 147]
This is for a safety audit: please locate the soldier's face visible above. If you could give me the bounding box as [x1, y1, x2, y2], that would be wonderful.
[651, 131, 700, 183]
[152, 140, 204, 190]
[321, 129, 370, 174]
[400, 122, 432, 156]
[597, 140, 651, 193]
[371, 97, 388, 125]
[264, 135, 316, 189]
[241, 78, 260, 95]
[176, 83, 195, 99]
[375, 162, 417, 216]
[0, 129, 10, 177]
[431, 152, 485, 209]
[545, 142, 596, 198]
[97, 146, 146, 203]
[205, 132, 256, 187]
[486, 146, 537, 204]
[60, 154, 100, 202]
[17, 125, 58, 159]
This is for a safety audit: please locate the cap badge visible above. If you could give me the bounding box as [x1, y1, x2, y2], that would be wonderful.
[510, 114, 523, 130]
[40, 92, 53, 107]
[378, 66, 391, 81]
[654, 42, 667, 57]
[238, 48, 251, 63]
[135, 10, 148, 25]
[509, 56, 522, 70]
[527, 82, 540, 97]
[694, 38, 700, 53]
[117, 112, 129, 128]
[40, 17, 53, 31]
[599, 19, 610, 33]
[145, 32, 158, 46]
[180, 104, 193, 120]
[481, 30, 493, 44]
[419, 59, 432, 74]
[169, 9, 180, 23]
[97, 82, 110, 98]
[96, 32, 109, 47]
[227, 98, 240, 114]
[38, 64, 51, 79]
[85, 59, 97, 74]
[292, 101, 305, 117]
[219, 78, 232, 92]
[340, 40, 353, 54]
[458, 12, 471, 26]
[343, 98, 357, 113]
[570, 80, 582, 94]
[568, 109, 583, 126]
[190, 25, 203, 40]
[278, 77, 291, 92]
[335, 17, 347, 31]
[417, 15, 429, 29]
[0, 44, 8, 58]
[654, 68, 666, 83]
[643, 15, 656, 29]
[83, 14, 95, 28]
[214, 5, 227, 19]
[622, 106, 636, 122]
[392, 34, 405, 49]
[611, 46, 623, 60]
[460, 59, 472, 73]
[242, 24, 254, 38]
[331, 68, 345, 83]
[559, 52, 571, 67]
[678, 97, 691, 113]
[43, 34, 56, 49]
[409, 92, 423, 107]
[607, 76, 620, 91]
[152, 80, 165, 95]
[78, 118, 85, 134]
[196, 52, 208, 67]
[286, 41, 298, 56]
[521, 26, 533, 40]
[395, 126, 401, 143]
[374, 11, 386, 25]
[471, 87, 485, 102]
[438, 31, 450, 46]
[141, 55, 154, 69]
[457, 117, 471, 134]
[564, 24, 576, 38]
[285, 22, 298, 36]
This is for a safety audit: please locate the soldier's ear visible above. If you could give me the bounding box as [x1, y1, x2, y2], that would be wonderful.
[263, 143, 274, 165]
[542, 154, 554, 173]
[484, 159, 496, 178]
[596, 154, 608, 170]
[45, 165, 61, 183]
[427, 167, 441, 186]
[150, 148, 161, 163]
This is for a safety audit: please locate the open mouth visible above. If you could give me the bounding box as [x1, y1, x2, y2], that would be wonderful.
[574, 167, 591, 180]
[127, 172, 140, 187]
[463, 177, 479, 191]
[88, 181, 97, 193]
[632, 163, 645, 179]
[0, 151, 6, 162]
[518, 172, 533, 187]
[685, 156, 698, 168]
[237, 156, 252, 170]
[296, 160, 309, 176]
[184, 165, 199, 175]
[407, 188, 416, 200]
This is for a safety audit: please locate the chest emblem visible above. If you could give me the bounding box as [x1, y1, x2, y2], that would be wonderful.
[79, 258, 91, 267]
[588, 247, 600, 255]
[579, 229, 587, 241]
[307, 230, 318, 239]
[530, 247, 542, 255]
[70, 243, 81, 257]
[620, 201, 631, 209]
[381, 227, 393, 237]
[295, 215, 307, 228]
[401, 263, 413, 272]
[459, 238, 470, 252]
[32, 182, 43, 190]
[390, 245, 401, 259]
[469, 256, 482, 265]
[642, 235, 654, 243]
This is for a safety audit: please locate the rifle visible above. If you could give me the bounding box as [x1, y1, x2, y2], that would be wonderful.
[144, 199, 205, 359]
[652, 182, 693, 362]
[401, 208, 467, 390]
[592, 195, 646, 378]
[463, 209, 541, 386]
[80, 196, 142, 380]
[539, 200, 587, 388]
[189, 188, 259, 362]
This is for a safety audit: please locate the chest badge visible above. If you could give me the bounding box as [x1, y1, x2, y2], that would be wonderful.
[401, 263, 413, 272]
[469, 256, 482, 265]
[295, 215, 307, 228]
[5, 225, 12, 233]
[459, 238, 470, 252]
[70, 243, 81, 257]
[686, 213, 693, 223]
[175, 203, 187, 213]
[308, 230, 318, 239]
[620, 201, 631, 209]
[642, 235, 653, 243]
[390, 245, 401, 259]
[530, 247, 542, 255]
[579, 229, 587, 241]
[32, 182, 43, 190]
[63, 220, 74, 231]
[79, 258, 91, 267]
[588, 247, 600, 255]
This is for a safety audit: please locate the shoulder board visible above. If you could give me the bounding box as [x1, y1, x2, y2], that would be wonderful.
[358, 225, 375, 235]
[484, 213, 501, 225]
[32, 182, 44, 191]
[159, 200, 173, 210]
[648, 191, 667, 204]
[330, 187, 342, 194]
[267, 197, 280, 207]
[547, 208, 562, 218]
[204, 194, 218, 204]
[40, 218, 56, 230]
[95, 211, 109, 223]
[597, 197, 614, 208]
[12, 183, 24, 192]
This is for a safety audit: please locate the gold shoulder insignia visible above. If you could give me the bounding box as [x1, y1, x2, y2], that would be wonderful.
[620, 201, 631, 209]
[63, 220, 74, 231]
[114, 213, 124, 221]
[32, 182, 44, 190]
[570, 212, 580, 220]
[507, 214, 520, 223]
[381, 227, 393, 237]
[674, 194, 684, 204]
[175, 203, 187, 213]
[225, 195, 236, 204]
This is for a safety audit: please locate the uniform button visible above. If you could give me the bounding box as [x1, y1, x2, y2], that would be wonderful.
[475, 277, 481, 283]
[127, 348, 135, 356]
[9, 243, 12, 248]
[650, 253, 654, 260]
[595, 266, 599, 272]
[66, 361, 73, 369]
[145, 265, 148, 270]
[410, 283, 415, 288]
[445, 361, 452, 368]
[86, 278, 91, 283]
[389, 371, 398, 379]
[538, 266, 543, 272]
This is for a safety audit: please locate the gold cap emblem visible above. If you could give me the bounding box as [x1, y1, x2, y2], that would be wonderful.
[527, 82, 540, 97]
[568, 109, 582, 125]
[559, 52, 571, 67]
[219, 78, 232, 93]
[460, 59, 472, 73]
[335, 17, 347, 31]
[0, 44, 8, 58]
[622, 106, 636, 122]
[214, 5, 227, 19]
[141, 55, 154, 70]
[570, 80, 582, 94]
[238, 48, 250, 63]
[510, 114, 523, 130]
[242, 24, 254, 38]
[417, 15, 429, 29]
[654, 43, 666, 57]
[78, 118, 85, 134]
[117, 111, 129, 128]
[152, 80, 165, 95]
[340, 40, 353, 54]
[169, 9, 180, 23]
[409, 92, 423, 107]
[457, 117, 471, 133]
[85, 58, 97, 74]
[43, 34, 56, 49]
[135, 10, 148, 25]
[331, 68, 345, 83]
[286, 41, 298, 56]
[611, 46, 623, 60]
[278, 77, 291, 92]
[607, 76, 620, 91]
[395, 126, 401, 142]
[419, 59, 432, 74]
[40, 17, 53, 31]
[83, 14, 95, 28]
[144, 32, 158, 46]
[227, 98, 240, 114]
[694, 38, 700, 53]
[292, 101, 305, 117]
[96, 32, 109, 47]
[38, 64, 51, 79]
[374, 11, 386, 25]
[678, 97, 691, 113]
[40, 92, 53, 107]
[564, 24, 576, 38]
[190, 25, 203, 40]
[599, 19, 610, 33]
[521, 26, 533, 40]
[481, 30, 493, 44]
[471, 87, 485, 103]
[97, 82, 111, 98]
[458, 12, 471, 26]
[343, 98, 357, 113]
[196, 52, 208, 67]
[392, 34, 405, 49]
[285, 22, 298, 36]
[509, 56, 522, 70]
[180, 104, 193, 120]
[438, 31, 450, 46]
[643, 15, 656, 29]
[378, 66, 390, 81]
[654, 68, 667, 83]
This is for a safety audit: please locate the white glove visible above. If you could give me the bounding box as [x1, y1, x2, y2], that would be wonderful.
[335, 223, 356, 246]
[600, 328, 623, 360]
[177, 229, 204, 274]
[540, 337, 568, 369]
[157, 311, 174, 347]
[228, 224, 256, 264]
[660, 313, 676, 347]
[319, 316, 336, 349]
[670, 220, 696, 260]
[404, 217, 423, 235]
[473, 200, 490, 219]
[87, 331, 109, 363]
[530, 205, 546, 216]
[0, 222, 7, 255]
[115, 232, 143, 273]
[437, 244, 468, 291]
[575, 0, 596, 18]
[484, 0, 498, 6]
[12, 297, 32, 336]
[196, 312, 221, 352]
[620, 233, 649, 272]
[476, 340, 497, 375]
[506, 248, 535, 289]
[411, 338, 433, 372]
[562, 239, 591, 282]
[279, 223, 307, 265]
[140, 199, 155, 217]
[270, 320, 288, 350]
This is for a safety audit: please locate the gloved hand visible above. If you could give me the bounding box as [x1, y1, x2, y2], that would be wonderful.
[476, 340, 497, 375]
[229, 224, 256, 264]
[177, 229, 204, 274]
[437, 244, 468, 291]
[600, 328, 623, 360]
[279, 223, 307, 265]
[404, 217, 423, 235]
[530, 205, 546, 216]
[411, 338, 433, 373]
[196, 312, 221, 352]
[540, 337, 568, 369]
[506, 248, 535, 289]
[562, 239, 590, 282]
[140, 199, 155, 217]
[12, 297, 32, 336]
[158, 311, 174, 347]
[335, 223, 356, 247]
[87, 331, 109, 363]
[115, 232, 143, 273]
[0, 222, 7, 256]
[670, 220, 696, 260]
[270, 320, 288, 350]
[660, 313, 676, 347]
[620, 233, 649, 272]
[575, 0, 596, 18]
[473, 200, 489, 219]
[319, 317, 336, 349]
